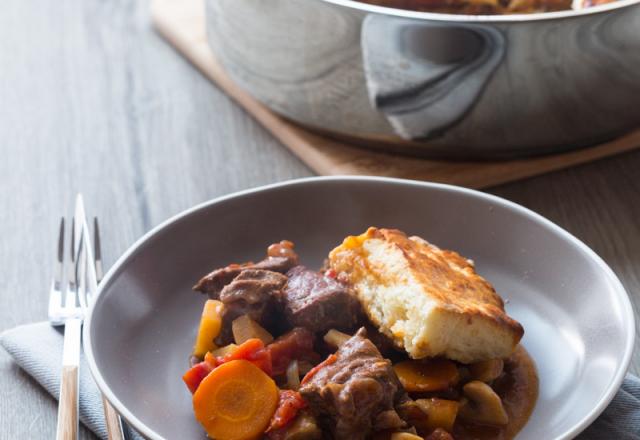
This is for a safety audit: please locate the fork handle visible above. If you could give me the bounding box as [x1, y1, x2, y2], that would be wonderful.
[57, 365, 79, 440]
[102, 396, 125, 440]
[57, 318, 81, 440]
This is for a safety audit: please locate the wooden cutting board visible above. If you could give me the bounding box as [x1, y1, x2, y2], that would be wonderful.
[150, 0, 640, 189]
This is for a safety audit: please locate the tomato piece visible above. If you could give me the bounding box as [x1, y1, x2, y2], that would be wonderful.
[184, 338, 275, 394]
[182, 359, 215, 394]
[247, 347, 273, 376]
[218, 338, 264, 362]
[182, 339, 273, 393]
[216, 338, 273, 376]
[267, 390, 307, 432]
[268, 328, 319, 376]
[324, 269, 337, 279]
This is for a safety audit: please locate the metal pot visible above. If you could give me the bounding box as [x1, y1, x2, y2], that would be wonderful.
[205, 0, 640, 158]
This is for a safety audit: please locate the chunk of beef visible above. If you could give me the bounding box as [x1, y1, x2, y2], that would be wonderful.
[262, 240, 299, 271]
[193, 241, 299, 298]
[365, 324, 405, 361]
[219, 269, 287, 305]
[299, 328, 409, 440]
[214, 269, 287, 345]
[252, 256, 297, 274]
[267, 327, 320, 376]
[284, 266, 362, 333]
[193, 264, 244, 297]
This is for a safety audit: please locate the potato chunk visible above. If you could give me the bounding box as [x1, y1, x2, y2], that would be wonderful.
[415, 398, 459, 432]
[232, 314, 274, 345]
[210, 344, 237, 358]
[323, 329, 351, 348]
[193, 300, 224, 357]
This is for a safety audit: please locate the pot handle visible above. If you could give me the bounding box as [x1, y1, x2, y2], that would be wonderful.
[361, 14, 505, 140]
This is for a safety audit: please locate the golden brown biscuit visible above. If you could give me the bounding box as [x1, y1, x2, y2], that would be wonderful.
[328, 227, 523, 363]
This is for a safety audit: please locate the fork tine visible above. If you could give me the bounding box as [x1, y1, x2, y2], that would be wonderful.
[73, 194, 86, 259]
[48, 218, 65, 320]
[55, 218, 65, 288]
[65, 218, 77, 308]
[94, 217, 103, 284]
[77, 232, 88, 310]
[84, 217, 103, 305]
[69, 218, 75, 264]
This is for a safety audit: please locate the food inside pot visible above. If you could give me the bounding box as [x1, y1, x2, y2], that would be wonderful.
[184, 230, 538, 439]
[357, 0, 615, 14]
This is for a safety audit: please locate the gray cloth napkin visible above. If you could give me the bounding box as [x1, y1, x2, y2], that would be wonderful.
[1, 321, 639, 440]
[1, 322, 143, 440]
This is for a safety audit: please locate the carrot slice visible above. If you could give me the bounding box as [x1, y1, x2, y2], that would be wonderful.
[394, 359, 460, 392]
[193, 360, 279, 440]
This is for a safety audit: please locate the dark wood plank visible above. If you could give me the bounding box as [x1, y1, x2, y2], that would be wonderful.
[0, 0, 638, 438]
[0, 0, 310, 438]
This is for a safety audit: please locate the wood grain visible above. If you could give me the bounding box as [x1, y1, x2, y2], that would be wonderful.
[0, 0, 639, 439]
[57, 366, 79, 440]
[151, 0, 640, 189]
[102, 397, 124, 440]
[0, 1, 307, 438]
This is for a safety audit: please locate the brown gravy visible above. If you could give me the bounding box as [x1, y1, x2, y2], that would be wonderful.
[453, 345, 539, 440]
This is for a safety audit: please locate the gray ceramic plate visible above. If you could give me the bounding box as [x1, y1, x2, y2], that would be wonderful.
[84, 176, 635, 440]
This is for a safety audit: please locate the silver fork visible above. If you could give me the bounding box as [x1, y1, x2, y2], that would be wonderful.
[50, 197, 126, 440]
[49, 196, 88, 440]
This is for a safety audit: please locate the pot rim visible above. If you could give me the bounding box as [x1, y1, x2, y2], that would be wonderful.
[319, 0, 640, 22]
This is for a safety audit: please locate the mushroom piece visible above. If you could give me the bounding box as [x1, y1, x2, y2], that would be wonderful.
[458, 381, 509, 425]
[390, 433, 423, 440]
[281, 412, 322, 440]
[468, 359, 504, 383]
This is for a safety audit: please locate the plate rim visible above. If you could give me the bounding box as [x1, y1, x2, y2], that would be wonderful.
[83, 175, 635, 440]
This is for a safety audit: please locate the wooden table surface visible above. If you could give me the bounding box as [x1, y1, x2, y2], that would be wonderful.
[1, 0, 639, 438]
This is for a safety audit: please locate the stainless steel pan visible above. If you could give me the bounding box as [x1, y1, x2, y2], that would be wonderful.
[205, 0, 640, 158]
